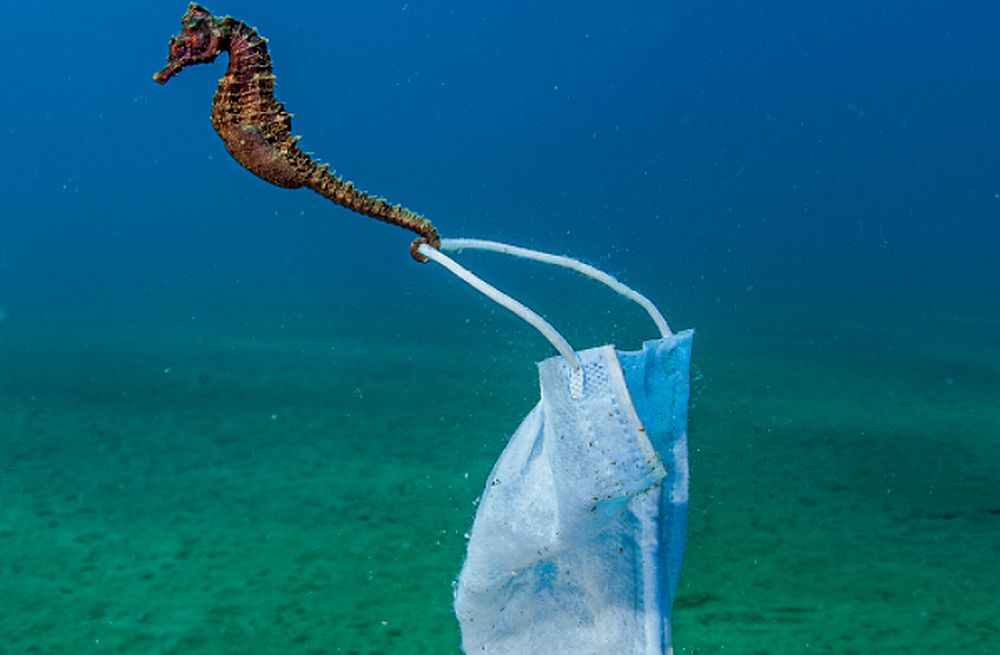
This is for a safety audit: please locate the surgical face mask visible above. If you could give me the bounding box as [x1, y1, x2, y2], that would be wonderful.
[419, 239, 693, 655]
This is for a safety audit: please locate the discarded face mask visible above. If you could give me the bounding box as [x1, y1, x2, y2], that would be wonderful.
[419, 239, 693, 655]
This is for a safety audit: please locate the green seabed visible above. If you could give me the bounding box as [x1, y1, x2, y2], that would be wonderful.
[0, 291, 997, 654]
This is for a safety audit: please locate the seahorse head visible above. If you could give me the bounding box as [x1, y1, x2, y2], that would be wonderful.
[153, 4, 225, 84]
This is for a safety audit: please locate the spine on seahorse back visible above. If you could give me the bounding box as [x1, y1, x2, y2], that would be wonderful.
[154, 4, 439, 260]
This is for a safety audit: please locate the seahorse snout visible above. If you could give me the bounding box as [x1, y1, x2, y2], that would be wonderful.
[153, 59, 183, 84]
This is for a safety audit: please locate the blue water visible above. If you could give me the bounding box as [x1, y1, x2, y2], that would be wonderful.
[1, 2, 998, 653]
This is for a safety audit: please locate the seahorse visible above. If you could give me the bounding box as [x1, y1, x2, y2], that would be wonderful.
[153, 3, 440, 261]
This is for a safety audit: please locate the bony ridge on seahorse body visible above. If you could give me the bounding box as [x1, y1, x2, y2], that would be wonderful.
[153, 3, 440, 261]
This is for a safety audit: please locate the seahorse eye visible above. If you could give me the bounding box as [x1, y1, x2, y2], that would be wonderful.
[167, 36, 180, 55]
[171, 28, 215, 62]
[186, 33, 205, 54]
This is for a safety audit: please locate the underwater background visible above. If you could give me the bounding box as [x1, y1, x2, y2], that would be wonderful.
[1, 0, 998, 653]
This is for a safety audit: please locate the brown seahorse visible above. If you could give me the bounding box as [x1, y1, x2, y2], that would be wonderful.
[153, 3, 440, 261]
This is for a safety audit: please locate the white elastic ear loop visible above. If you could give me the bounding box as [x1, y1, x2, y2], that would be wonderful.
[439, 238, 672, 337]
[417, 244, 581, 369]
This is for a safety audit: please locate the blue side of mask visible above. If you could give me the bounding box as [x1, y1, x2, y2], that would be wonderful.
[620, 330, 694, 612]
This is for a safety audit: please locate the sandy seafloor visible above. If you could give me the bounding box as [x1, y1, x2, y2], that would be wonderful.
[1, 286, 998, 654]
